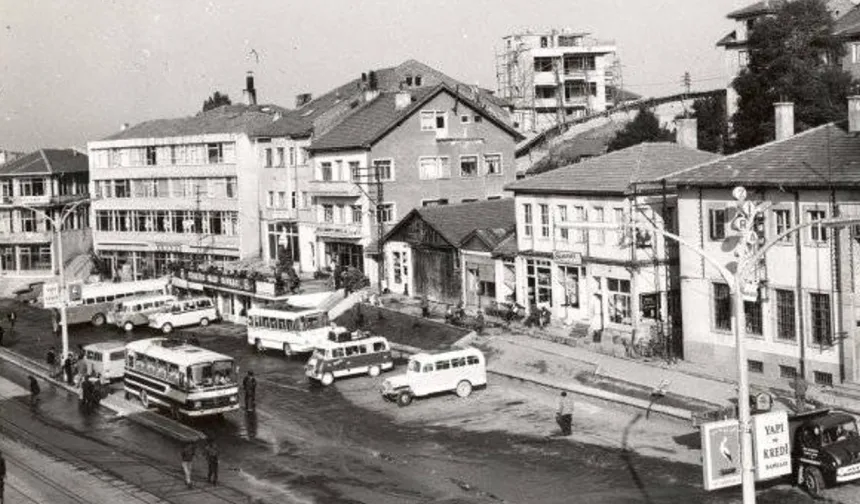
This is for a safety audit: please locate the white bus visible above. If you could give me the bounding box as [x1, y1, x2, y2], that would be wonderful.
[107, 294, 177, 332]
[247, 307, 344, 356]
[124, 337, 239, 419]
[57, 278, 172, 327]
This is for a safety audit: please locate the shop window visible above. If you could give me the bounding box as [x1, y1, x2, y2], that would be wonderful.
[640, 292, 660, 320]
[526, 259, 552, 307]
[607, 278, 631, 324]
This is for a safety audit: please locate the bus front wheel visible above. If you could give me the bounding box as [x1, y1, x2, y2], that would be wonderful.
[91, 313, 106, 327]
[199, 318, 209, 327]
[123, 321, 134, 332]
[368, 365, 381, 377]
[139, 390, 149, 409]
[161, 323, 173, 334]
[283, 343, 292, 357]
[320, 372, 334, 386]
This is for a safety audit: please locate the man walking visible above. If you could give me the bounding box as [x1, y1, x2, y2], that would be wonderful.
[204, 437, 219, 485]
[28, 375, 40, 407]
[242, 370, 256, 412]
[45, 347, 57, 378]
[7, 310, 16, 335]
[180, 442, 195, 489]
[63, 353, 74, 385]
[556, 391, 573, 436]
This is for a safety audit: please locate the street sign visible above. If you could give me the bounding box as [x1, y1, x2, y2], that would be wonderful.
[701, 419, 742, 490]
[751, 410, 791, 481]
[42, 282, 60, 308]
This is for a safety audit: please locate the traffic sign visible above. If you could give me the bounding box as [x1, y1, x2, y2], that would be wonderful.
[42, 282, 60, 308]
[702, 419, 742, 490]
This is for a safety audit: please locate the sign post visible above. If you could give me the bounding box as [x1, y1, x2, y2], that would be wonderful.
[751, 411, 791, 481]
[702, 419, 742, 490]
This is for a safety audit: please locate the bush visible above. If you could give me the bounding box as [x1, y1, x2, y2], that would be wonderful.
[342, 267, 370, 293]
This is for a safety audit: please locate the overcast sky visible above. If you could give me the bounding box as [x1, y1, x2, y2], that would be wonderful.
[0, 0, 747, 152]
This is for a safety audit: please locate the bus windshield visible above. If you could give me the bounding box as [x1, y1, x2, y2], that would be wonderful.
[189, 360, 235, 387]
[312, 348, 326, 360]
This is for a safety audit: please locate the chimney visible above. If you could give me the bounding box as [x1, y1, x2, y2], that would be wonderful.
[243, 71, 257, 106]
[849, 96, 860, 133]
[394, 91, 411, 110]
[295, 93, 313, 108]
[121, 123, 130, 131]
[361, 72, 367, 82]
[364, 89, 380, 103]
[774, 102, 794, 141]
[675, 118, 698, 150]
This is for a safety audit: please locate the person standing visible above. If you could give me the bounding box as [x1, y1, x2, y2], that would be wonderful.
[63, 354, 74, 385]
[7, 310, 16, 335]
[75, 356, 87, 387]
[203, 438, 219, 485]
[242, 370, 256, 412]
[180, 442, 195, 489]
[0, 325, 4, 347]
[556, 391, 573, 436]
[28, 375, 40, 406]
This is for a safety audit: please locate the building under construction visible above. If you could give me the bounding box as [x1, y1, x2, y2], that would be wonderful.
[496, 29, 619, 133]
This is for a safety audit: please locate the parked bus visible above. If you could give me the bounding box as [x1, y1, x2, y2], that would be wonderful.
[381, 347, 486, 407]
[246, 307, 344, 356]
[123, 337, 239, 419]
[148, 297, 218, 334]
[58, 278, 172, 327]
[305, 333, 394, 386]
[107, 294, 177, 332]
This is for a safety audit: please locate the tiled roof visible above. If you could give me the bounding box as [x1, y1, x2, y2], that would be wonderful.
[834, 4, 860, 36]
[490, 231, 518, 258]
[384, 199, 516, 248]
[526, 121, 623, 175]
[0, 149, 88, 176]
[727, 0, 780, 19]
[507, 143, 721, 195]
[715, 30, 739, 47]
[102, 104, 301, 141]
[308, 84, 521, 152]
[664, 122, 860, 188]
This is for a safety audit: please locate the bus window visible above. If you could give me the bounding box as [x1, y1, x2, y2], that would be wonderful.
[96, 296, 106, 303]
[372, 342, 387, 352]
[409, 360, 420, 373]
[422, 363, 435, 373]
[109, 351, 125, 361]
[466, 355, 479, 365]
[212, 360, 233, 383]
[345, 345, 357, 356]
[358, 345, 368, 354]
[332, 348, 345, 358]
[451, 357, 466, 368]
[435, 360, 451, 370]
[278, 319, 287, 331]
[86, 350, 97, 360]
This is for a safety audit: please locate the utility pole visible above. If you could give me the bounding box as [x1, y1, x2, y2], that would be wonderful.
[682, 71, 692, 95]
[374, 164, 384, 294]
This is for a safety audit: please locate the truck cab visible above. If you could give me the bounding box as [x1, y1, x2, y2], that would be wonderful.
[791, 409, 860, 496]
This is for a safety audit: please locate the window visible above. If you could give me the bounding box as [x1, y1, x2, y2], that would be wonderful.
[145, 146, 157, 166]
[534, 57, 553, 71]
[289, 147, 296, 166]
[461, 198, 478, 203]
[814, 371, 833, 386]
[523, 204, 533, 237]
[614, 208, 626, 245]
[291, 191, 297, 209]
[114, 179, 131, 198]
[747, 360, 763, 374]
[709, 208, 726, 240]
[419, 156, 450, 180]
[415, 76, 422, 86]
[745, 299, 763, 336]
[278, 191, 286, 208]
[539, 204, 550, 237]
[322, 204, 334, 223]
[460, 156, 478, 177]
[780, 365, 797, 379]
[376, 203, 394, 224]
[573, 205, 586, 243]
[265, 148, 273, 167]
[267, 191, 275, 208]
[535, 86, 556, 99]
[714, 283, 732, 331]
[474, 115, 483, 123]
[460, 114, 471, 124]
[277, 147, 285, 167]
[774, 209, 792, 242]
[436, 112, 446, 129]
[810, 293, 831, 346]
[349, 161, 361, 181]
[372, 159, 393, 181]
[640, 293, 661, 320]
[484, 154, 502, 175]
[557, 205, 568, 241]
[321, 162, 333, 181]
[207, 143, 223, 164]
[19, 209, 36, 232]
[420, 110, 446, 131]
[526, 259, 552, 306]
[607, 278, 632, 324]
[776, 289, 796, 340]
[808, 209, 827, 243]
[225, 178, 236, 198]
[592, 207, 605, 244]
[351, 205, 362, 224]
[19, 178, 45, 197]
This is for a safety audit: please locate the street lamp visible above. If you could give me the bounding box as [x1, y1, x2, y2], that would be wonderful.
[20, 198, 90, 359]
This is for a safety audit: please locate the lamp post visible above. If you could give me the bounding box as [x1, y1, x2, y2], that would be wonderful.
[21, 198, 90, 359]
[560, 192, 860, 504]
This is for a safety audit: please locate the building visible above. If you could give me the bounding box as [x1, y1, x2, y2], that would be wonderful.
[496, 29, 618, 133]
[664, 100, 860, 386]
[304, 82, 523, 285]
[0, 149, 90, 296]
[717, 0, 855, 118]
[0, 150, 25, 166]
[505, 136, 720, 350]
[381, 198, 515, 306]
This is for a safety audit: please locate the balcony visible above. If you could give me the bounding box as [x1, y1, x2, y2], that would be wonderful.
[0, 231, 52, 244]
[533, 98, 560, 109]
[315, 222, 364, 240]
[306, 180, 361, 198]
[175, 267, 290, 298]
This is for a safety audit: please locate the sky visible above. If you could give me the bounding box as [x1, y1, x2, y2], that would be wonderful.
[0, 0, 749, 152]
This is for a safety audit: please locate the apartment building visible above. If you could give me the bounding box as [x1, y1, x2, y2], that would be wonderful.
[664, 100, 860, 386]
[87, 75, 313, 281]
[0, 149, 90, 296]
[305, 82, 522, 285]
[496, 29, 618, 133]
[505, 137, 720, 351]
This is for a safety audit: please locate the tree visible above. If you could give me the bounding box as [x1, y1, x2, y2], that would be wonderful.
[689, 95, 729, 154]
[202, 91, 232, 112]
[732, 0, 856, 150]
[607, 107, 673, 152]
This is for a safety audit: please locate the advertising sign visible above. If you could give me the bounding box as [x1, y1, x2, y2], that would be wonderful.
[42, 282, 60, 309]
[751, 410, 791, 481]
[702, 419, 742, 490]
[552, 250, 582, 265]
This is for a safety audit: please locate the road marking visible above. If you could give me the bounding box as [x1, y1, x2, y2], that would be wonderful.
[0, 374, 29, 398]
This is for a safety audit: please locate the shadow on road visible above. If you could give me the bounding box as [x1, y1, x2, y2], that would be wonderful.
[621, 412, 653, 504]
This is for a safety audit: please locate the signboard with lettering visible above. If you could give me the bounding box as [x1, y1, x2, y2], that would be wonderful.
[42, 282, 60, 309]
[701, 419, 742, 490]
[752, 410, 791, 481]
[553, 250, 582, 265]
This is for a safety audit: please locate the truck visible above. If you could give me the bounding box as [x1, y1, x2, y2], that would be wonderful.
[790, 409, 860, 497]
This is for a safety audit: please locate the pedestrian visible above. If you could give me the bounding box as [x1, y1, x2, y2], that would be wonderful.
[475, 309, 485, 335]
[28, 375, 40, 406]
[76, 344, 85, 362]
[81, 377, 94, 410]
[332, 261, 343, 290]
[556, 391, 573, 436]
[242, 370, 256, 412]
[0, 449, 5, 504]
[420, 295, 430, 318]
[0, 325, 4, 347]
[45, 346, 57, 378]
[63, 354, 74, 385]
[7, 311, 15, 334]
[180, 442, 196, 489]
[204, 437, 219, 485]
[75, 356, 87, 387]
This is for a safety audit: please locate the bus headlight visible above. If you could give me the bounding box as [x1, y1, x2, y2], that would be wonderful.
[229, 395, 237, 403]
[193, 401, 202, 409]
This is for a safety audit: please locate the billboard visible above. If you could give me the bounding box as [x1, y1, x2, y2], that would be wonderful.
[42, 282, 60, 309]
[702, 419, 742, 490]
[751, 410, 791, 481]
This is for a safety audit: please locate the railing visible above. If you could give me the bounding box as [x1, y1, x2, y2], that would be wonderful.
[179, 269, 287, 297]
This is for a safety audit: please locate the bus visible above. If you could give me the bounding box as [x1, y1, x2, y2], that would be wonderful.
[58, 278, 172, 327]
[305, 333, 394, 386]
[123, 337, 239, 419]
[247, 307, 344, 357]
[107, 294, 177, 332]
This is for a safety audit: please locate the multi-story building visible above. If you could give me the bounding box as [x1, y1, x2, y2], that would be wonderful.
[0, 149, 90, 296]
[505, 133, 720, 351]
[304, 82, 523, 285]
[87, 75, 313, 281]
[665, 100, 860, 386]
[496, 29, 618, 133]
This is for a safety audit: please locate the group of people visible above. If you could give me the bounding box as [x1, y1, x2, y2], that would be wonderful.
[180, 437, 220, 489]
[45, 345, 91, 387]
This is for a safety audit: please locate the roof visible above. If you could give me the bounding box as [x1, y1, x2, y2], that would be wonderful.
[0, 149, 88, 176]
[308, 84, 522, 152]
[834, 4, 860, 37]
[491, 231, 519, 258]
[508, 142, 721, 195]
[383, 198, 516, 248]
[84, 341, 127, 352]
[247, 306, 323, 318]
[727, 0, 780, 19]
[526, 121, 623, 175]
[102, 104, 303, 141]
[125, 337, 232, 366]
[664, 122, 860, 188]
[716, 30, 740, 47]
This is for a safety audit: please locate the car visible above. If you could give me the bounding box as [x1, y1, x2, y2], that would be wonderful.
[381, 347, 486, 406]
[790, 409, 860, 497]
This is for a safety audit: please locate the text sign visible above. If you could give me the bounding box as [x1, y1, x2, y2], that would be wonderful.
[552, 250, 582, 265]
[752, 410, 791, 481]
[702, 419, 742, 490]
[42, 282, 60, 308]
